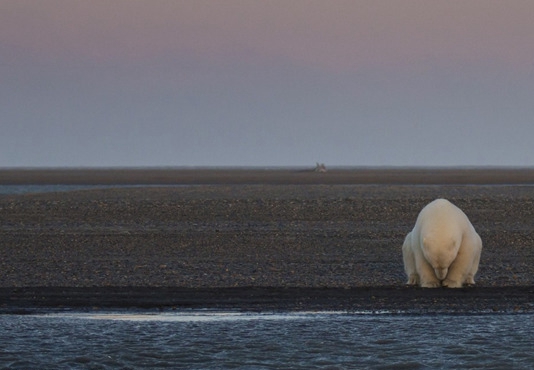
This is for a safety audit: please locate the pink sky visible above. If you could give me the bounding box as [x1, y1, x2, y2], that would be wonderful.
[2, 1, 534, 167]
[3, 1, 533, 72]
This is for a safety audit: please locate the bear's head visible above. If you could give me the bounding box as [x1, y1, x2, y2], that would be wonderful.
[422, 235, 460, 280]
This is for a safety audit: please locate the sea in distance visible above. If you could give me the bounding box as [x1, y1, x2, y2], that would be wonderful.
[0, 184, 168, 195]
[1, 311, 533, 369]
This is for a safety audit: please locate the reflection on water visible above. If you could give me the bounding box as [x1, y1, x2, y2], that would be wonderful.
[0, 185, 116, 194]
[0, 184, 187, 195]
[32, 310, 350, 322]
[1, 311, 533, 369]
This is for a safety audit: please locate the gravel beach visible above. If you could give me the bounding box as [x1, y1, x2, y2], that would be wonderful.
[1, 169, 534, 313]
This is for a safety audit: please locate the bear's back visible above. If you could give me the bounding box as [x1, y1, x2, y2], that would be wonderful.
[416, 198, 468, 237]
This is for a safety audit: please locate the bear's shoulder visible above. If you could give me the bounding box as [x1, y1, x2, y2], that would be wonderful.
[422, 198, 461, 216]
[428, 198, 453, 209]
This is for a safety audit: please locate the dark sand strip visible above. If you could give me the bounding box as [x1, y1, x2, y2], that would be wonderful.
[2, 286, 534, 314]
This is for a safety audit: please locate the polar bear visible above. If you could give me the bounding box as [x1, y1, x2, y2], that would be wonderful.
[402, 198, 482, 288]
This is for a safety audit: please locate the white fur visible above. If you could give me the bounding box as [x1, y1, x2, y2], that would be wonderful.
[402, 199, 482, 288]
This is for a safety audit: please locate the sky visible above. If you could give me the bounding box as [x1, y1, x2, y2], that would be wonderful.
[1, 0, 534, 168]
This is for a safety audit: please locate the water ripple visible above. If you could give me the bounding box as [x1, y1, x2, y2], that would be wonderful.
[0, 312, 533, 369]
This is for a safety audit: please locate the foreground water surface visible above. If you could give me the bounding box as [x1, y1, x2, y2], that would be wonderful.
[1, 311, 533, 369]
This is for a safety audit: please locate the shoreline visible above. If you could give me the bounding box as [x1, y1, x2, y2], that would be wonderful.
[1, 170, 534, 313]
[3, 167, 534, 185]
[3, 286, 534, 314]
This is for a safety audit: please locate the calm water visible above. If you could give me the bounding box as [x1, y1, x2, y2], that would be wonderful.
[1, 311, 533, 369]
[0, 184, 162, 195]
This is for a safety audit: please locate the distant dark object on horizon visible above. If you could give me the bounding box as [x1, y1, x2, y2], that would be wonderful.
[315, 163, 327, 173]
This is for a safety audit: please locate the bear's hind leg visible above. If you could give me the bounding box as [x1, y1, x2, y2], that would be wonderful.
[465, 235, 482, 286]
[402, 232, 419, 285]
[465, 273, 475, 286]
[407, 273, 419, 285]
